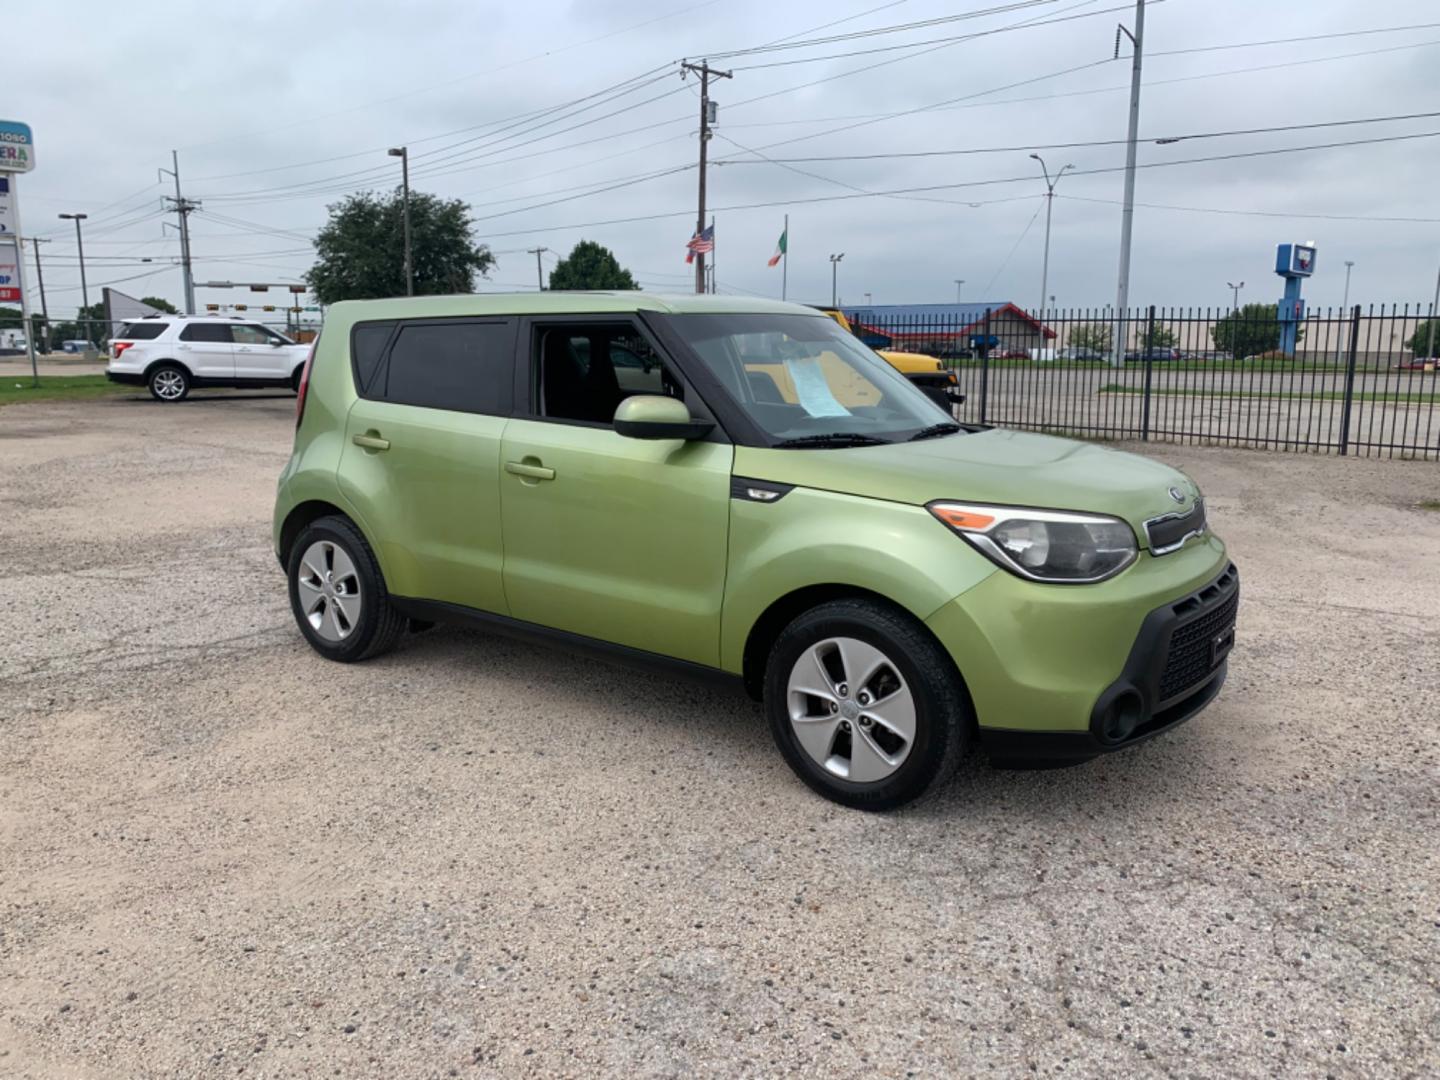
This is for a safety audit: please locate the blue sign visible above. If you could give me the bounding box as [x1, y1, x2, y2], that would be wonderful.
[1275, 242, 1316, 278]
[0, 120, 34, 173]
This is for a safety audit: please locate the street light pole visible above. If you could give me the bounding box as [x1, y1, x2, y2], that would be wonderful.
[388, 147, 412, 296]
[1030, 154, 1072, 350]
[829, 253, 844, 307]
[59, 213, 91, 345]
[1227, 280, 1244, 312]
[954, 278, 965, 305]
[527, 247, 547, 291]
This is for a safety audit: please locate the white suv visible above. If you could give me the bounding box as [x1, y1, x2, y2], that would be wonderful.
[105, 315, 311, 402]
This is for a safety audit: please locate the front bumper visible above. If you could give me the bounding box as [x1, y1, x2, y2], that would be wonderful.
[984, 562, 1237, 765]
[925, 537, 1236, 762]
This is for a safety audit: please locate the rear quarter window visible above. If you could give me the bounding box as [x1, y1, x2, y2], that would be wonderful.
[350, 321, 394, 396]
[116, 322, 168, 340]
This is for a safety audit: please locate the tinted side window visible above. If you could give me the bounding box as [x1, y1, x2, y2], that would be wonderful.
[117, 322, 168, 340]
[384, 320, 514, 415]
[233, 324, 287, 345]
[351, 321, 394, 396]
[179, 323, 233, 343]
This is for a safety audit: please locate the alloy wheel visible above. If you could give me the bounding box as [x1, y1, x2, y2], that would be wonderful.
[786, 636, 916, 783]
[296, 540, 363, 642]
[153, 370, 185, 400]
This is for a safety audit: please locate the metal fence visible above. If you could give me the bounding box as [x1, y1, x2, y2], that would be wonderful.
[847, 305, 1440, 461]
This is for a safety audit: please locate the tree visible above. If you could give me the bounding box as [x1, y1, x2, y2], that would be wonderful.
[1140, 324, 1178, 349]
[141, 296, 180, 314]
[548, 240, 638, 291]
[1211, 302, 1304, 359]
[306, 188, 495, 304]
[1068, 323, 1112, 353]
[1406, 319, 1440, 359]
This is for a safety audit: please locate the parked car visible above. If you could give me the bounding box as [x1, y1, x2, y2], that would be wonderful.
[1125, 347, 1180, 362]
[1395, 355, 1437, 371]
[105, 314, 311, 402]
[274, 293, 1237, 810]
[1058, 346, 1105, 361]
[817, 308, 962, 409]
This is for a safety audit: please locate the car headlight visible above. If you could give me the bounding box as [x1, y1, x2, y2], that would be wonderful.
[928, 502, 1138, 583]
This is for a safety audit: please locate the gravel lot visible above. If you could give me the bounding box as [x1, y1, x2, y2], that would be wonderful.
[2, 392, 1437, 1078]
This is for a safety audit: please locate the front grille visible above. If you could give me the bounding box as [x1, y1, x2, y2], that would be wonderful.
[1158, 564, 1239, 702]
[1146, 499, 1207, 554]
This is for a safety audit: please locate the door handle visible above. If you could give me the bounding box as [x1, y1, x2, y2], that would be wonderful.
[505, 460, 555, 481]
[352, 433, 390, 451]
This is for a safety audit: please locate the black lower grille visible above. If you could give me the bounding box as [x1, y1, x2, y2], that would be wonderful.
[1158, 566, 1239, 701]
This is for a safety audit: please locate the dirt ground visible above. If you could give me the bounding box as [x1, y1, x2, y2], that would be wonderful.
[1, 391, 1437, 1079]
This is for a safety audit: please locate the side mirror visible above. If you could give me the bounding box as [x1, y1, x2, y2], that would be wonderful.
[613, 394, 713, 441]
[270, 339, 285, 347]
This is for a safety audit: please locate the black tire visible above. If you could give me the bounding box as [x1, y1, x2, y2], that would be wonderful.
[286, 515, 407, 663]
[764, 598, 970, 810]
[147, 363, 190, 402]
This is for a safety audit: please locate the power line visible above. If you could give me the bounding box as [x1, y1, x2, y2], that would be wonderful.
[1057, 193, 1440, 225]
[713, 110, 1440, 165]
[462, 127, 1440, 239]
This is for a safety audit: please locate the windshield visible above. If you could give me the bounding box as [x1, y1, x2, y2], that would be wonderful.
[663, 313, 951, 446]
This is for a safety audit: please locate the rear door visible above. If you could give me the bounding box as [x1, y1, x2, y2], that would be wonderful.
[498, 318, 732, 666]
[232, 322, 298, 381]
[336, 317, 516, 615]
[176, 322, 235, 378]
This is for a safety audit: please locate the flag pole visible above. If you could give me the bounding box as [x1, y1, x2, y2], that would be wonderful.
[782, 213, 788, 302]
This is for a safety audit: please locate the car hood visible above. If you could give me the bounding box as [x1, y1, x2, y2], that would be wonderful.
[734, 428, 1200, 547]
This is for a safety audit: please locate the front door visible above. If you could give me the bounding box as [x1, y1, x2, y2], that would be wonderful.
[176, 322, 234, 378]
[499, 320, 732, 667]
[335, 317, 517, 615]
[232, 322, 296, 380]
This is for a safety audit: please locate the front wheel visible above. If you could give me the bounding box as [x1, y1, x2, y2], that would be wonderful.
[764, 599, 970, 810]
[287, 515, 407, 662]
[148, 364, 190, 402]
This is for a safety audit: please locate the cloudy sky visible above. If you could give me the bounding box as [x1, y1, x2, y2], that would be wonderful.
[11, 0, 1440, 319]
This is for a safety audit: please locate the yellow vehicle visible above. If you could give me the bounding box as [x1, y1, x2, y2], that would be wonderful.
[818, 308, 962, 409]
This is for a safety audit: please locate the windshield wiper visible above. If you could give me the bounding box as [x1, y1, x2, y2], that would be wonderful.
[908, 422, 962, 442]
[772, 432, 892, 449]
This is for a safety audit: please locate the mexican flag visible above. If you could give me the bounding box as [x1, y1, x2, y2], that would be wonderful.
[767, 228, 787, 267]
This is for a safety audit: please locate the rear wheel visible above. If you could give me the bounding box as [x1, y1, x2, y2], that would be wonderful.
[764, 598, 969, 810]
[148, 364, 190, 402]
[287, 515, 406, 662]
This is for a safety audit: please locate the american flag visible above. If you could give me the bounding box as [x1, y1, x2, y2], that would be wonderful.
[684, 224, 715, 263]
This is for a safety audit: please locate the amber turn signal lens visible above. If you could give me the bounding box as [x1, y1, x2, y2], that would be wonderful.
[929, 505, 995, 532]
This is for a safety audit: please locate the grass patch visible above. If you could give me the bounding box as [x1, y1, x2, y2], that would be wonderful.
[0, 374, 132, 407]
[1419, 500, 1440, 512]
[1097, 383, 1440, 404]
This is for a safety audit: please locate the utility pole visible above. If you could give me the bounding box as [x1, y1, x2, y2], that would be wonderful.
[58, 213, 91, 345]
[1110, 0, 1146, 368]
[1426, 255, 1440, 362]
[528, 247, 547, 290]
[1338, 261, 1354, 364]
[160, 151, 198, 313]
[954, 279, 965, 305]
[829, 252, 844, 307]
[30, 236, 49, 351]
[1227, 280, 1244, 312]
[1030, 154, 1072, 338]
[681, 60, 732, 295]
[388, 147, 412, 296]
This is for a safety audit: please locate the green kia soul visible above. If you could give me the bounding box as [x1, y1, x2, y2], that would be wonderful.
[274, 293, 1237, 809]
